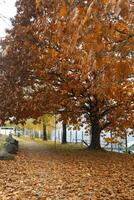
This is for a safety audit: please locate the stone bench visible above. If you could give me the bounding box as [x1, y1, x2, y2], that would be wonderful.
[5, 134, 19, 154]
[0, 134, 19, 160]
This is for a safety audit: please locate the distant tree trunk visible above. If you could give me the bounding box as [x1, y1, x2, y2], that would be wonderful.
[42, 123, 47, 140]
[62, 123, 67, 144]
[89, 120, 101, 150]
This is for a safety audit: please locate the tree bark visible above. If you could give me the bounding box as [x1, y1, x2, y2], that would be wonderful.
[42, 123, 47, 140]
[62, 123, 67, 144]
[89, 120, 101, 150]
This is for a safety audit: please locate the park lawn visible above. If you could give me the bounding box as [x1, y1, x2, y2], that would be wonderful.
[0, 135, 6, 150]
[17, 136, 85, 151]
[0, 138, 134, 200]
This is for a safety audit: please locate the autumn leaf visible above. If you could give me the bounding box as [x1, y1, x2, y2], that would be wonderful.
[36, 0, 41, 9]
[59, 3, 67, 17]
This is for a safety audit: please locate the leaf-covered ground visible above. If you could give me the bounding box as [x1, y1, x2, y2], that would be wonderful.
[0, 139, 134, 200]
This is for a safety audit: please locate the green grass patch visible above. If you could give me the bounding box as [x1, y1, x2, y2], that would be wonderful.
[0, 135, 6, 150]
[18, 135, 85, 152]
[37, 140, 85, 151]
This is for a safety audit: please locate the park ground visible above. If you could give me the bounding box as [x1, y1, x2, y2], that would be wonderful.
[0, 138, 134, 200]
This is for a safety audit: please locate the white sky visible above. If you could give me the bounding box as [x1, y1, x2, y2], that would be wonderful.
[0, 0, 16, 38]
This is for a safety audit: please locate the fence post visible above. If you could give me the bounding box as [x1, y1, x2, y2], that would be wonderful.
[111, 132, 113, 152]
[54, 115, 56, 147]
[125, 131, 128, 153]
[82, 131, 84, 141]
[81, 131, 84, 146]
[75, 130, 77, 144]
[58, 130, 60, 141]
[70, 131, 72, 143]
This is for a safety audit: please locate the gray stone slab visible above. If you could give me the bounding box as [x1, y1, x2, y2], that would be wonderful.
[0, 149, 15, 160]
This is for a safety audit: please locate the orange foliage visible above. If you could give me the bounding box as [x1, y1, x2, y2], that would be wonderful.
[59, 3, 67, 17]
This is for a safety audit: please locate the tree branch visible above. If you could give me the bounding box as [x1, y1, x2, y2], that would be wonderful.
[101, 121, 111, 130]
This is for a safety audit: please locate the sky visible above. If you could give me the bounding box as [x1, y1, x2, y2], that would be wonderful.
[0, 0, 16, 38]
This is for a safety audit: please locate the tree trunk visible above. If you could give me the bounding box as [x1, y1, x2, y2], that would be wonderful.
[89, 121, 101, 150]
[42, 123, 47, 140]
[62, 123, 67, 144]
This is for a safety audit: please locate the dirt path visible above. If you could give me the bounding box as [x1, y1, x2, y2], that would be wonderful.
[19, 138, 48, 153]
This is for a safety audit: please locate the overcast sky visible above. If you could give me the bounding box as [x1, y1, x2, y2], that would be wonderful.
[0, 0, 16, 38]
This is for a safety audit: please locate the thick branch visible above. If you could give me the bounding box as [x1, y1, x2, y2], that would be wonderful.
[101, 121, 111, 130]
[99, 104, 119, 119]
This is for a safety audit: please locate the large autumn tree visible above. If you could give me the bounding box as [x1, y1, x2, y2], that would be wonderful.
[0, 0, 133, 149]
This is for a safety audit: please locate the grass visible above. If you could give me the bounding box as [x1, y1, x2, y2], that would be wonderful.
[16, 135, 130, 156]
[15, 135, 134, 158]
[16, 135, 86, 152]
[0, 135, 6, 150]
